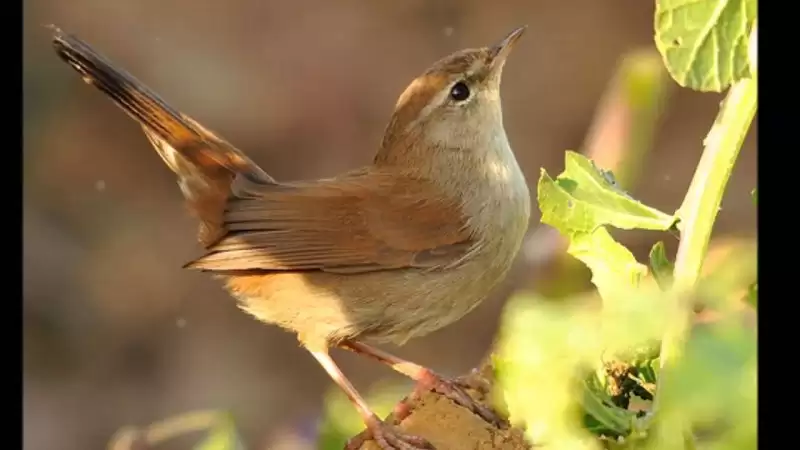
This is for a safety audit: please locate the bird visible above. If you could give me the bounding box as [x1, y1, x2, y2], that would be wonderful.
[51, 25, 530, 450]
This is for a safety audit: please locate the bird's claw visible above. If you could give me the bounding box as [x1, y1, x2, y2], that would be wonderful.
[428, 374, 507, 428]
[391, 369, 507, 428]
[345, 415, 435, 450]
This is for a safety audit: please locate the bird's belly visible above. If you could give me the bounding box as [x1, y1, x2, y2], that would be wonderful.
[367, 256, 516, 345]
[223, 236, 522, 350]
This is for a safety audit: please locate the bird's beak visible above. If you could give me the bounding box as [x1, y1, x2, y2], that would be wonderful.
[488, 26, 526, 72]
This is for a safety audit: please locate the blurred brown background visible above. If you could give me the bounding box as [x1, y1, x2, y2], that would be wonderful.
[23, 1, 757, 449]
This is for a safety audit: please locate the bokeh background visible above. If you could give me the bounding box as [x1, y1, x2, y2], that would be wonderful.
[23, 1, 757, 449]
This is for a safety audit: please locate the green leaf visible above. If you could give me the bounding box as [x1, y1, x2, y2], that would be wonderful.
[194, 414, 245, 450]
[654, 0, 757, 92]
[538, 152, 675, 304]
[649, 241, 674, 290]
[538, 151, 675, 235]
[632, 357, 660, 386]
[567, 227, 649, 301]
[582, 377, 634, 436]
[750, 188, 757, 205]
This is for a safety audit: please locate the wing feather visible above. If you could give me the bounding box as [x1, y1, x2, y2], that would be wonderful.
[187, 171, 475, 273]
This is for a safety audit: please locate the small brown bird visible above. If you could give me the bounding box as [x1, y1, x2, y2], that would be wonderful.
[51, 25, 530, 450]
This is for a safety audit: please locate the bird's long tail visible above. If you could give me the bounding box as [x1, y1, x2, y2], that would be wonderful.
[51, 26, 273, 246]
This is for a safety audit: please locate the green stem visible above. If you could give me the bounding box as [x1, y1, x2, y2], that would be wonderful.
[651, 23, 758, 447]
[660, 22, 757, 372]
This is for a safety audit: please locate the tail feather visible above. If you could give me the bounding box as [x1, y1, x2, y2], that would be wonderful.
[50, 26, 274, 246]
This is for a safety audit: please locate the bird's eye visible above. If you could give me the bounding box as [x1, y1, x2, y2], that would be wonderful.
[449, 81, 471, 102]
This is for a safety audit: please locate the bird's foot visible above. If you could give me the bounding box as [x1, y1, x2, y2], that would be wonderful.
[393, 368, 507, 428]
[345, 415, 435, 450]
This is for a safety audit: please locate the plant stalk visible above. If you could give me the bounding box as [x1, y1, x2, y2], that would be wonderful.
[660, 22, 757, 373]
[651, 23, 758, 447]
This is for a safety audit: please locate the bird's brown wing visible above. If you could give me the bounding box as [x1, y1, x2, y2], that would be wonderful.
[51, 27, 275, 247]
[187, 170, 477, 273]
[51, 27, 476, 274]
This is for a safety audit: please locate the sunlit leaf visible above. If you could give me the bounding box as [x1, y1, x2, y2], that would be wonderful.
[538, 152, 676, 303]
[582, 377, 634, 436]
[538, 151, 676, 235]
[567, 227, 649, 302]
[632, 357, 660, 387]
[654, 0, 757, 92]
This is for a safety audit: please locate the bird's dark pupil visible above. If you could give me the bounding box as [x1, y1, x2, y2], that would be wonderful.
[450, 82, 470, 101]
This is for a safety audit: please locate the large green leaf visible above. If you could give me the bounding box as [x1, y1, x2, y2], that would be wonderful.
[655, 0, 757, 92]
